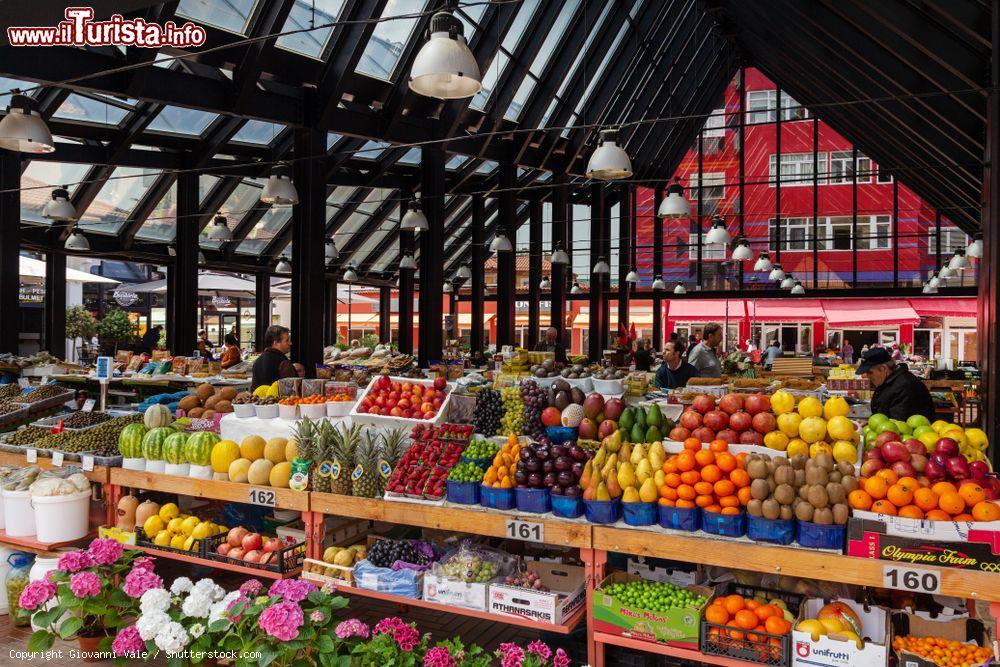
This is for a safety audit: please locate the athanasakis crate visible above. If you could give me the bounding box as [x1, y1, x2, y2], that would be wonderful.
[488, 562, 586, 626]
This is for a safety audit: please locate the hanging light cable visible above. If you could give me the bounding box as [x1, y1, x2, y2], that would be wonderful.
[260, 163, 299, 206]
[409, 9, 482, 99]
[0, 91, 54, 153]
[658, 177, 690, 218]
[43, 186, 76, 222]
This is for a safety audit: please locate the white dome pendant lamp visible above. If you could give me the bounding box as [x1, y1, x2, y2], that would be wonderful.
[586, 129, 632, 180]
[261, 164, 298, 206]
[0, 92, 54, 153]
[409, 10, 482, 99]
[658, 177, 690, 218]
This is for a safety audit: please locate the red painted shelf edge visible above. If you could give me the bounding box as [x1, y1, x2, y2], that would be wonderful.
[0, 529, 95, 552]
[134, 545, 300, 580]
[593, 632, 751, 667]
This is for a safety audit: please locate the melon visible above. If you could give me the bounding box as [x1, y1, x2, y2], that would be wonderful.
[163, 431, 189, 465]
[141, 427, 173, 461]
[211, 439, 240, 473]
[269, 461, 291, 488]
[144, 403, 174, 429]
[264, 438, 287, 464]
[228, 458, 252, 483]
[118, 423, 148, 458]
[247, 459, 274, 486]
[284, 439, 297, 462]
[561, 404, 585, 428]
[185, 431, 218, 467]
[240, 435, 266, 461]
[195, 383, 215, 401]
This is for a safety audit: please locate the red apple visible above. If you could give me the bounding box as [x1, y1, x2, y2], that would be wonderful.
[751, 412, 777, 434]
[718, 393, 744, 415]
[744, 394, 771, 415]
[902, 439, 925, 456]
[860, 459, 885, 477]
[242, 532, 263, 552]
[704, 410, 729, 432]
[874, 431, 902, 448]
[728, 411, 752, 433]
[432, 396, 443, 409]
[739, 431, 764, 446]
[243, 549, 261, 564]
[227, 527, 249, 548]
[679, 410, 703, 430]
[692, 426, 716, 443]
[692, 395, 716, 415]
[433, 376, 446, 390]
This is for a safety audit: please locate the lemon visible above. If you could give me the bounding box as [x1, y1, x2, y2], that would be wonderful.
[827, 416, 855, 441]
[183, 536, 195, 551]
[167, 517, 185, 534]
[763, 431, 789, 451]
[143, 515, 166, 539]
[822, 396, 849, 420]
[797, 397, 823, 418]
[158, 502, 180, 522]
[192, 521, 213, 540]
[942, 429, 968, 448]
[777, 413, 802, 438]
[771, 390, 795, 415]
[153, 530, 172, 547]
[170, 534, 187, 550]
[918, 431, 939, 452]
[786, 438, 809, 457]
[965, 427, 988, 450]
[931, 420, 950, 434]
[180, 516, 200, 536]
[809, 441, 833, 458]
[799, 416, 827, 443]
[831, 440, 858, 464]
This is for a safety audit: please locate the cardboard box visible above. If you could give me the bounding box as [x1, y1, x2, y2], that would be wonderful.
[846, 517, 1000, 570]
[591, 572, 711, 646]
[852, 510, 1000, 542]
[792, 598, 890, 667]
[626, 557, 700, 587]
[423, 572, 491, 611]
[890, 611, 988, 667]
[488, 562, 586, 626]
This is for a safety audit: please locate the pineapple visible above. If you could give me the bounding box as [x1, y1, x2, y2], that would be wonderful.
[329, 422, 360, 495]
[351, 430, 383, 498]
[379, 427, 409, 496]
[311, 419, 333, 493]
[291, 417, 318, 491]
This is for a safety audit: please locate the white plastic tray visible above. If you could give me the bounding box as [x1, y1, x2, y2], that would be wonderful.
[349, 376, 454, 428]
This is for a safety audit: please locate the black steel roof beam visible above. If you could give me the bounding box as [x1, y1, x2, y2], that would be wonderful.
[378, 8, 436, 137]
[125, 1, 179, 97]
[232, 0, 297, 111]
[910, 0, 990, 50]
[28, 143, 181, 169]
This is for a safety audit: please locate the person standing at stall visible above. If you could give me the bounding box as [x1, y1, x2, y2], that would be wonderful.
[220, 333, 243, 369]
[859, 347, 935, 421]
[654, 339, 698, 389]
[688, 323, 723, 378]
[251, 325, 297, 390]
[633, 339, 655, 371]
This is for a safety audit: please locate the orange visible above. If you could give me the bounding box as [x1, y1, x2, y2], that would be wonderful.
[737, 487, 753, 506]
[925, 508, 951, 521]
[765, 616, 790, 635]
[723, 595, 746, 615]
[694, 481, 714, 496]
[938, 492, 965, 516]
[959, 483, 986, 507]
[728, 629, 745, 641]
[680, 470, 701, 485]
[705, 604, 729, 625]
[848, 489, 873, 511]
[662, 458, 678, 474]
[876, 468, 899, 485]
[664, 472, 682, 488]
[716, 452, 737, 473]
[719, 495, 740, 508]
[972, 501, 1000, 522]
[871, 499, 897, 515]
[863, 476, 888, 500]
[754, 605, 778, 621]
[913, 487, 939, 512]
[897, 477, 920, 492]
[714, 479, 736, 497]
[734, 610, 759, 630]
[887, 483, 914, 507]
[696, 494, 715, 508]
[660, 486, 678, 501]
[735, 452, 749, 466]
[898, 505, 924, 519]
[709, 439, 729, 453]
[744, 599, 761, 610]
[677, 484, 696, 501]
[684, 437, 701, 451]
[931, 481, 958, 497]
[721, 506, 741, 515]
[701, 464, 723, 484]
[953, 513, 975, 521]
[676, 450, 696, 472]
[658, 498, 676, 507]
[675, 499, 696, 509]
[730, 469, 750, 488]
[704, 504, 723, 514]
[695, 449, 716, 467]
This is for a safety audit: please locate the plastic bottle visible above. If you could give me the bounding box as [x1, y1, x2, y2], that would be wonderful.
[5, 551, 33, 626]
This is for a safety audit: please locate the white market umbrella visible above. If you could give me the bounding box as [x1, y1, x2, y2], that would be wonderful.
[19, 256, 119, 284]
[124, 271, 291, 299]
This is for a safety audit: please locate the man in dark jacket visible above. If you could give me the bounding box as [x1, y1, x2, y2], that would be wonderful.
[858, 347, 935, 421]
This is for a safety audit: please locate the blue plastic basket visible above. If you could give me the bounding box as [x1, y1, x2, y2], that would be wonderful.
[701, 510, 746, 537]
[446, 480, 480, 505]
[515, 486, 552, 513]
[796, 520, 846, 549]
[551, 494, 584, 518]
[658, 504, 701, 531]
[545, 426, 578, 444]
[583, 498, 622, 524]
[460, 455, 492, 469]
[622, 501, 657, 526]
[480, 484, 515, 510]
[747, 514, 796, 545]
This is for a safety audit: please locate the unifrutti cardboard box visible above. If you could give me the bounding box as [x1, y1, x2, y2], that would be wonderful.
[792, 598, 890, 667]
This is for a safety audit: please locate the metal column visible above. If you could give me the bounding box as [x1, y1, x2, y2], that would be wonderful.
[589, 184, 606, 361]
[652, 187, 664, 349]
[379, 286, 391, 344]
[617, 185, 631, 332]
[44, 252, 66, 355]
[170, 170, 199, 356]
[527, 198, 543, 349]
[418, 145, 446, 366]
[496, 162, 517, 349]
[325, 276, 339, 345]
[291, 126, 326, 375]
[398, 229, 415, 355]
[0, 152, 18, 354]
[255, 271, 270, 351]
[551, 174, 569, 346]
[470, 195, 486, 355]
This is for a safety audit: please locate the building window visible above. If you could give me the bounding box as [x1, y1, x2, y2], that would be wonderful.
[769, 153, 824, 187]
[827, 217, 853, 250]
[769, 217, 811, 251]
[928, 225, 969, 255]
[868, 215, 891, 250]
[876, 166, 893, 183]
[702, 107, 726, 138]
[828, 151, 873, 184]
[689, 172, 725, 201]
[746, 90, 810, 124]
[780, 92, 809, 121]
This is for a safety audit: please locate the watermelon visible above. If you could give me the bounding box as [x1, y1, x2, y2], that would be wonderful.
[184, 431, 219, 467]
[141, 427, 173, 461]
[163, 431, 189, 464]
[118, 423, 148, 458]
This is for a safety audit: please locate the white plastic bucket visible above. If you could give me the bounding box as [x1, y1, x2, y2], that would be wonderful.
[31, 490, 91, 544]
[145, 460, 166, 473]
[2, 489, 34, 537]
[299, 403, 327, 420]
[164, 463, 189, 477]
[188, 464, 212, 479]
[278, 404, 298, 420]
[232, 403, 255, 418]
[255, 404, 278, 419]
[0, 489, 5, 530]
[29, 552, 74, 631]
[122, 457, 146, 471]
[326, 401, 353, 418]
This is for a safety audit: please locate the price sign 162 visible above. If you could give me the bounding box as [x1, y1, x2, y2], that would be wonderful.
[505, 519, 544, 543]
[882, 565, 941, 595]
[247, 488, 277, 507]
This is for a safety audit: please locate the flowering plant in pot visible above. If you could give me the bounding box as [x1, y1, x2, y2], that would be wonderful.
[18, 539, 149, 656]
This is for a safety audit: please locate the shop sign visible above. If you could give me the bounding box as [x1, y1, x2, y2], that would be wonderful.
[19, 284, 45, 304]
[112, 288, 140, 307]
[211, 295, 232, 308]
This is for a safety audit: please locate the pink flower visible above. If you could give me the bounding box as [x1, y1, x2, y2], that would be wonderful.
[527, 641, 551, 660]
[258, 601, 304, 641]
[373, 616, 407, 635]
[18, 579, 56, 611]
[393, 625, 420, 652]
[225, 595, 248, 622]
[553, 648, 570, 667]
[111, 625, 145, 656]
[267, 578, 316, 603]
[132, 556, 155, 572]
[499, 643, 525, 667]
[87, 538, 123, 566]
[70, 571, 102, 598]
[122, 567, 163, 598]
[334, 618, 369, 639]
[57, 550, 94, 573]
[423, 646, 456, 667]
[239, 578, 263, 597]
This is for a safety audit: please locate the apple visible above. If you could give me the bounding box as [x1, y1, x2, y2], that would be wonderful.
[704, 410, 729, 432]
[604, 398, 625, 421]
[902, 439, 925, 456]
[243, 550, 261, 564]
[860, 459, 885, 477]
[242, 532, 263, 552]
[433, 376, 446, 391]
[744, 394, 771, 415]
[751, 412, 777, 435]
[228, 546, 245, 560]
[728, 411, 752, 433]
[874, 430, 901, 448]
[262, 537, 283, 554]
[879, 441, 909, 464]
[216, 543, 232, 556]
[934, 438, 959, 458]
[692, 395, 716, 415]
[227, 527, 249, 548]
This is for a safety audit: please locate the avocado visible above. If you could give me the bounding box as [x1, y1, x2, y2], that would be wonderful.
[646, 403, 663, 428]
[645, 426, 662, 443]
[553, 390, 571, 411]
[619, 408, 635, 432]
[634, 407, 647, 431]
[629, 423, 645, 444]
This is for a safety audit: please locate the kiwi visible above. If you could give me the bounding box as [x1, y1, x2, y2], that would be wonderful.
[790, 454, 808, 470]
[773, 466, 795, 486]
[762, 499, 781, 520]
[807, 484, 830, 509]
[815, 453, 835, 472]
[773, 456, 790, 468]
[747, 498, 764, 517]
[836, 461, 855, 477]
[829, 470, 843, 484]
[774, 483, 795, 505]
[751, 478, 771, 501]
[767, 478, 776, 493]
[813, 507, 834, 525]
[747, 459, 769, 480]
[795, 502, 815, 522]
[799, 484, 811, 501]
[826, 483, 846, 505]
[794, 468, 806, 488]
[805, 466, 829, 486]
[841, 475, 860, 493]
[765, 460, 776, 476]
[779, 504, 794, 521]
[832, 503, 850, 525]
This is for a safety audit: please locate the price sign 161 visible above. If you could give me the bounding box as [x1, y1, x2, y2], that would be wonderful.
[882, 565, 941, 595]
[505, 519, 544, 543]
[247, 488, 277, 507]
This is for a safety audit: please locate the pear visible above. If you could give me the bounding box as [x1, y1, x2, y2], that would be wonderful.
[596, 482, 612, 501]
[617, 461, 637, 490]
[630, 443, 646, 465]
[623, 486, 640, 503]
[649, 441, 666, 460]
[605, 472, 623, 499]
[593, 447, 607, 467]
[602, 453, 618, 479]
[604, 430, 623, 453]
[583, 468, 603, 501]
[653, 470, 666, 488]
[580, 460, 593, 490]
[620, 442, 632, 463]
[635, 458, 652, 484]
[639, 478, 658, 503]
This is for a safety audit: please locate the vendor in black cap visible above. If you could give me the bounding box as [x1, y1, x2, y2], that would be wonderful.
[858, 346, 935, 421]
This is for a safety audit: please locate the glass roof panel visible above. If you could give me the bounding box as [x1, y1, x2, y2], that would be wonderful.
[326, 186, 357, 222]
[456, 1, 489, 39]
[350, 223, 394, 265]
[469, 0, 542, 111]
[231, 120, 282, 145]
[134, 184, 178, 242]
[446, 154, 470, 170]
[79, 167, 161, 235]
[147, 106, 218, 136]
[200, 175, 221, 204]
[276, 0, 346, 58]
[476, 160, 498, 174]
[356, 0, 428, 81]
[0, 76, 37, 97]
[355, 188, 387, 216]
[398, 147, 421, 164]
[176, 0, 256, 34]
[20, 161, 90, 225]
[327, 132, 343, 149]
[357, 140, 391, 160]
[370, 245, 397, 273]
[505, 0, 580, 121]
[54, 94, 131, 126]
[235, 206, 293, 254]
[200, 180, 260, 248]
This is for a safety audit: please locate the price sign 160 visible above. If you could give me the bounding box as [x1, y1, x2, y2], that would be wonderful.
[505, 519, 544, 543]
[882, 565, 941, 595]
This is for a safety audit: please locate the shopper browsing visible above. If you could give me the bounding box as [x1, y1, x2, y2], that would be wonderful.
[688, 323, 723, 378]
[654, 339, 698, 389]
[633, 338, 655, 371]
[251, 325, 297, 389]
[763, 340, 782, 368]
[858, 347, 935, 421]
[842, 339, 854, 364]
[220, 333, 242, 369]
[534, 326, 567, 363]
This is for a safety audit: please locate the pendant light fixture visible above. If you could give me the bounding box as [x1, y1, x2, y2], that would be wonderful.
[409, 9, 482, 99]
[42, 186, 76, 222]
[490, 231, 513, 253]
[673, 283, 687, 294]
[768, 263, 785, 281]
[550, 244, 569, 264]
[0, 92, 55, 153]
[456, 264, 471, 280]
[922, 281, 938, 294]
[325, 239, 339, 262]
[658, 177, 690, 218]
[275, 256, 292, 273]
[966, 233, 983, 259]
[443, 280, 453, 294]
[570, 282, 584, 295]
[586, 129, 632, 180]
[260, 164, 298, 206]
[939, 264, 953, 279]
[780, 274, 796, 290]
[790, 281, 805, 295]
[731, 238, 753, 261]
[198, 250, 207, 264]
[592, 256, 610, 274]
[399, 254, 417, 270]
[343, 263, 358, 282]
[705, 215, 731, 245]
[625, 268, 639, 283]
[651, 276, 666, 290]
[539, 276, 551, 290]
[753, 251, 773, 272]
[948, 248, 970, 271]
[400, 199, 429, 232]
[928, 271, 942, 289]
[206, 215, 232, 241]
[64, 227, 89, 251]
[168, 246, 176, 257]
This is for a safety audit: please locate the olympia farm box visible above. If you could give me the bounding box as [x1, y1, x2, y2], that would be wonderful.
[890, 611, 988, 667]
[591, 572, 712, 646]
[487, 562, 586, 626]
[791, 598, 890, 667]
[846, 513, 1000, 571]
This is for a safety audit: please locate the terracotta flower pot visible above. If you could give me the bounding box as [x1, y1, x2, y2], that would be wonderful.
[77, 634, 108, 663]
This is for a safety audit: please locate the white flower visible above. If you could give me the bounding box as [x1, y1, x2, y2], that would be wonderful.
[154, 621, 189, 655]
[189, 623, 205, 639]
[136, 611, 170, 641]
[170, 577, 193, 595]
[181, 591, 213, 618]
[208, 591, 241, 625]
[192, 578, 225, 601]
[139, 588, 171, 615]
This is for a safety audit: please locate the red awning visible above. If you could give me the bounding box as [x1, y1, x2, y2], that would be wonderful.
[821, 299, 919, 327]
[907, 298, 977, 318]
[667, 299, 746, 321]
[746, 299, 825, 322]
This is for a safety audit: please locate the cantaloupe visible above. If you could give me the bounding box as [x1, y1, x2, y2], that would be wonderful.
[269, 461, 291, 488]
[240, 435, 266, 460]
[228, 458, 252, 483]
[211, 440, 240, 473]
[248, 459, 273, 486]
[178, 394, 201, 412]
[284, 438, 297, 462]
[196, 383, 215, 401]
[264, 437, 287, 463]
[218, 386, 237, 402]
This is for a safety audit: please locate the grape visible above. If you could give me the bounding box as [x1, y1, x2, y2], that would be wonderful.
[519, 380, 549, 441]
[499, 387, 525, 437]
[473, 389, 503, 436]
[503, 570, 549, 591]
